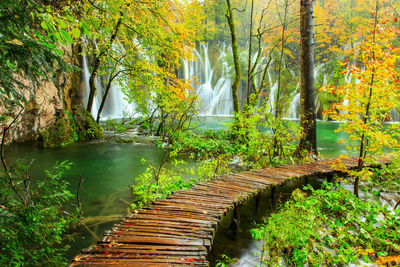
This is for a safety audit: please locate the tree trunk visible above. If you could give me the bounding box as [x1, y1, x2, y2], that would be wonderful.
[274, 0, 289, 119]
[226, 0, 240, 113]
[298, 0, 317, 154]
[87, 17, 122, 114]
[246, 0, 255, 106]
[87, 55, 100, 113]
[96, 72, 119, 123]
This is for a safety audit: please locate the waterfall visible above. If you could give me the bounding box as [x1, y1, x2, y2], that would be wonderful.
[391, 109, 399, 121]
[81, 56, 99, 118]
[285, 80, 300, 119]
[183, 43, 233, 115]
[286, 92, 300, 119]
[268, 69, 278, 113]
[80, 41, 399, 121]
[81, 56, 136, 120]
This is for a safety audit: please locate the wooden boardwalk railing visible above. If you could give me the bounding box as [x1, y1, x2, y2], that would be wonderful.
[71, 157, 389, 266]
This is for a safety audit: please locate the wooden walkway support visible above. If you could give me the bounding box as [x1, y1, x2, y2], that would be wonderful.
[71, 158, 389, 266]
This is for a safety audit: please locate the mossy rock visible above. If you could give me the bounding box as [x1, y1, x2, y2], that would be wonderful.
[39, 107, 103, 148]
[72, 106, 104, 141]
[39, 111, 79, 148]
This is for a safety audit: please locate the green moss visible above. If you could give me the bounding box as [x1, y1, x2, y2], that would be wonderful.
[39, 111, 77, 148]
[39, 107, 103, 148]
[72, 107, 104, 141]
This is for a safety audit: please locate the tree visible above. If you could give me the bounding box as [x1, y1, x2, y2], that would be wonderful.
[81, 0, 201, 122]
[0, 0, 71, 110]
[274, 0, 295, 118]
[226, 0, 241, 113]
[0, 1, 80, 264]
[246, 0, 255, 105]
[298, 0, 317, 155]
[324, 0, 400, 196]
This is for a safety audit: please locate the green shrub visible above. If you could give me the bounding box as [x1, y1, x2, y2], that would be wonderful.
[0, 161, 78, 266]
[169, 103, 302, 169]
[251, 183, 400, 266]
[131, 158, 229, 210]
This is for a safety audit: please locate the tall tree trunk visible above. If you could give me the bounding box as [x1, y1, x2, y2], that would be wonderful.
[274, 0, 289, 119]
[298, 0, 317, 155]
[226, 0, 240, 113]
[96, 71, 120, 123]
[246, 0, 255, 106]
[87, 17, 122, 113]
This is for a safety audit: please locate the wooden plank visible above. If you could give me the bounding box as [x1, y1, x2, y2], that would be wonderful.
[155, 198, 229, 211]
[178, 190, 237, 200]
[238, 172, 283, 184]
[109, 236, 211, 247]
[248, 169, 290, 180]
[84, 244, 207, 252]
[222, 174, 273, 187]
[273, 165, 310, 176]
[114, 224, 211, 234]
[202, 180, 261, 192]
[119, 219, 214, 232]
[153, 200, 227, 214]
[126, 214, 216, 226]
[134, 209, 220, 222]
[194, 183, 255, 194]
[106, 229, 211, 240]
[72, 257, 208, 266]
[249, 169, 290, 179]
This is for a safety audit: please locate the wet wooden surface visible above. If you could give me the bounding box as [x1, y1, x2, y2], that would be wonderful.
[71, 157, 390, 266]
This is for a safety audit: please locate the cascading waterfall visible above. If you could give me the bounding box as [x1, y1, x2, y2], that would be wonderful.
[81, 56, 100, 118]
[284, 64, 323, 119]
[81, 41, 398, 121]
[80, 56, 136, 120]
[268, 69, 278, 113]
[183, 43, 233, 115]
[286, 89, 300, 119]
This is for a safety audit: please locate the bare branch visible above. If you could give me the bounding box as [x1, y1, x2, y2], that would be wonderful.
[1, 108, 25, 201]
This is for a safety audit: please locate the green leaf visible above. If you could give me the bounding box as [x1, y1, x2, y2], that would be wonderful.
[60, 29, 73, 44]
[81, 22, 90, 36]
[40, 21, 48, 30]
[54, 49, 63, 56]
[72, 28, 81, 39]
[59, 19, 67, 29]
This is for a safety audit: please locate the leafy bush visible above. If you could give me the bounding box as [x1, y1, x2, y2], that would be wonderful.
[170, 102, 302, 169]
[251, 183, 400, 266]
[131, 158, 229, 210]
[0, 161, 78, 266]
[103, 118, 127, 135]
[170, 129, 238, 159]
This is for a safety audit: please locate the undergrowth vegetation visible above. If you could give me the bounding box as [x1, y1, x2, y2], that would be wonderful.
[171, 103, 302, 168]
[251, 167, 400, 266]
[131, 157, 229, 210]
[0, 161, 78, 266]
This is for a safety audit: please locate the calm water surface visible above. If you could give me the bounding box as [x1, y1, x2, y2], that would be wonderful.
[5, 118, 348, 261]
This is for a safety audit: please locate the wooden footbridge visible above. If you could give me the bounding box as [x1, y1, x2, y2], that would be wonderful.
[71, 157, 389, 266]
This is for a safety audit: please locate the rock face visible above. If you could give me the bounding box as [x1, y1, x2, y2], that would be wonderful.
[0, 44, 101, 146]
[15, 79, 64, 143]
